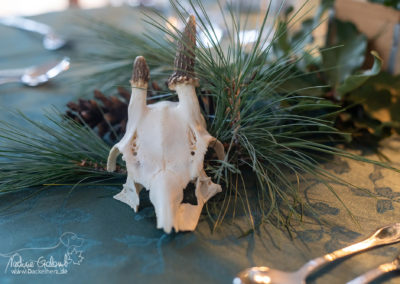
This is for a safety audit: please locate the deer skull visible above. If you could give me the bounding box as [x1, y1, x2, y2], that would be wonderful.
[107, 15, 225, 233]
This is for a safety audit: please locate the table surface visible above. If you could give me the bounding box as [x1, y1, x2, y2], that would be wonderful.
[1, 6, 400, 284]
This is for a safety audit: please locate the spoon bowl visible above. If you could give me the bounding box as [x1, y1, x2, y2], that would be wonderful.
[234, 267, 301, 284]
[0, 57, 70, 86]
[43, 32, 67, 51]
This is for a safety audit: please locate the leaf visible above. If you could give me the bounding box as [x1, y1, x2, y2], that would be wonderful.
[337, 51, 382, 97]
[347, 70, 400, 126]
[322, 20, 367, 89]
[342, 65, 400, 140]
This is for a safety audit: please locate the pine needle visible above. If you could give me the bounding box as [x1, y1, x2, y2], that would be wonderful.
[0, 108, 124, 194]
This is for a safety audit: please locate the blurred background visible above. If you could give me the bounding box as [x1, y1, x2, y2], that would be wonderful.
[0, 0, 102, 16]
[0, 0, 313, 16]
[0, 0, 172, 16]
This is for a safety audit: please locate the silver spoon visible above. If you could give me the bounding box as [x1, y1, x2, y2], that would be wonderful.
[234, 223, 400, 284]
[0, 57, 70, 86]
[347, 254, 400, 284]
[0, 17, 67, 50]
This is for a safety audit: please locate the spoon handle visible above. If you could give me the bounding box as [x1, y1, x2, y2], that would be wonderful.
[0, 17, 51, 35]
[0, 68, 28, 77]
[300, 223, 400, 276]
[0, 76, 21, 86]
[346, 257, 400, 284]
[0, 68, 26, 85]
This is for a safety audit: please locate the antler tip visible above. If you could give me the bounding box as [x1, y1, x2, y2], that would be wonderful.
[168, 15, 198, 90]
[187, 14, 195, 26]
[131, 56, 150, 87]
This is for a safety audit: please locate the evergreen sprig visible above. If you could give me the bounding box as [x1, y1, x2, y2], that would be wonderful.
[0, 109, 124, 194]
[145, 0, 397, 227]
[1, 0, 399, 230]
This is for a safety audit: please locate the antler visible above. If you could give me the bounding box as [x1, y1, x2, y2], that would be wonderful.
[168, 15, 199, 90]
[130, 56, 150, 88]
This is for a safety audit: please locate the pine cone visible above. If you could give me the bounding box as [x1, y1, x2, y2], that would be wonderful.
[66, 87, 130, 141]
[66, 83, 213, 142]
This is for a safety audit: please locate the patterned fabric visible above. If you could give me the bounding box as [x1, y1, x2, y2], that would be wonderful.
[0, 7, 400, 284]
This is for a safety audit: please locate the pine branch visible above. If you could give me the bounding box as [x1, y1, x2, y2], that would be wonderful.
[1, 0, 398, 230]
[0, 109, 125, 194]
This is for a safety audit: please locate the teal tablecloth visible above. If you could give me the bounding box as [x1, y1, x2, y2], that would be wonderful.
[1, 6, 400, 284]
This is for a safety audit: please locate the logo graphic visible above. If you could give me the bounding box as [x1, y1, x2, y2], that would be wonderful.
[0, 232, 84, 275]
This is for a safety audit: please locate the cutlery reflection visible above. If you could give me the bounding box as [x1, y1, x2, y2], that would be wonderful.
[0, 57, 70, 87]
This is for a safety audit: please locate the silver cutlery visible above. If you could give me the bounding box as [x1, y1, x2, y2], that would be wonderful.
[0, 57, 70, 86]
[233, 223, 400, 284]
[0, 17, 67, 50]
[347, 254, 400, 284]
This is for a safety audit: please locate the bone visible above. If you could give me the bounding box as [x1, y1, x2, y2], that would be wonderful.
[107, 16, 225, 234]
[106, 145, 119, 172]
[208, 137, 225, 161]
[114, 178, 143, 212]
[127, 56, 149, 116]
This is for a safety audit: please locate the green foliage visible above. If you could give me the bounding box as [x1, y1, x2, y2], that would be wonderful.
[336, 51, 382, 97]
[269, 8, 400, 147]
[1, 0, 399, 230]
[122, 0, 398, 227]
[322, 20, 371, 98]
[271, 17, 381, 100]
[346, 72, 400, 137]
[0, 110, 124, 193]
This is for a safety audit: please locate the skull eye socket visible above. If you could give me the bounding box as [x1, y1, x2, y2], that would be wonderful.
[181, 182, 198, 205]
[205, 145, 217, 160]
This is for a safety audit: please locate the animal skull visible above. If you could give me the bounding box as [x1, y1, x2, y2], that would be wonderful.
[107, 15, 225, 233]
